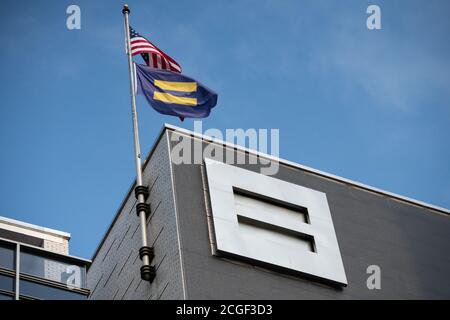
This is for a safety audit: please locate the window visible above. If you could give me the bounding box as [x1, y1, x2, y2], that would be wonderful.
[0, 242, 15, 271]
[0, 292, 14, 300]
[19, 279, 87, 300]
[0, 274, 14, 293]
[20, 249, 86, 289]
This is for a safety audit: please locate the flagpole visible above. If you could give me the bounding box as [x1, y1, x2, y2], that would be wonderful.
[122, 4, 155, 282]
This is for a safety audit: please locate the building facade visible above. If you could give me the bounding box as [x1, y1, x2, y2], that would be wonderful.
[87, 124, 450, 299]
[0, 216, 90, 300]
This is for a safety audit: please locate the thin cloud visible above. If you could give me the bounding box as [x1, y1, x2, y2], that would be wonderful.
[310, 15, 450, 112]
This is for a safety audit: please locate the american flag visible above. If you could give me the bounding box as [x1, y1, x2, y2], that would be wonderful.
[129, 26, 181, 73]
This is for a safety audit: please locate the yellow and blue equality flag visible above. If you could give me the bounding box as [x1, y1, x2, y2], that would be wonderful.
[135, 63, 218, 119]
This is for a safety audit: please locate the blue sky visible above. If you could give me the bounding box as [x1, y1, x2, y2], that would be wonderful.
[0, 0, 449, 259]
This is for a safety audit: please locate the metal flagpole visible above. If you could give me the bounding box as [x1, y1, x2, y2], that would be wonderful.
[122, 4, 155, 282]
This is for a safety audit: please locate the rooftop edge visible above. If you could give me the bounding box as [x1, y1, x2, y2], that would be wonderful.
[0, 215, 71, 240]
[164, 123, 450, 216]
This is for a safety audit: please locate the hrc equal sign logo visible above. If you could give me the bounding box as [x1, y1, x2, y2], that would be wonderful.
[153, 80, 197, 106]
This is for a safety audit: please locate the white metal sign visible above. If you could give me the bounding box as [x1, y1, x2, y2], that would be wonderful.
[204, 158, 347, 286]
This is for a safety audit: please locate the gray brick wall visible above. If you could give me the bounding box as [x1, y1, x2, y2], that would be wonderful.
[87, 132, 184, 300]
[88, 127, 450, 300]
[168, 130, 450, 299]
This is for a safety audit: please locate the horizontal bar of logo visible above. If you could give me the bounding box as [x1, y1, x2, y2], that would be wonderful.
[153, 92, 197, 106]
[154, 80, 197, 92]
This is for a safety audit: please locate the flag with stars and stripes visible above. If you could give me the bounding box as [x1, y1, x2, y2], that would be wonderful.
[129, 26, 182, 73]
